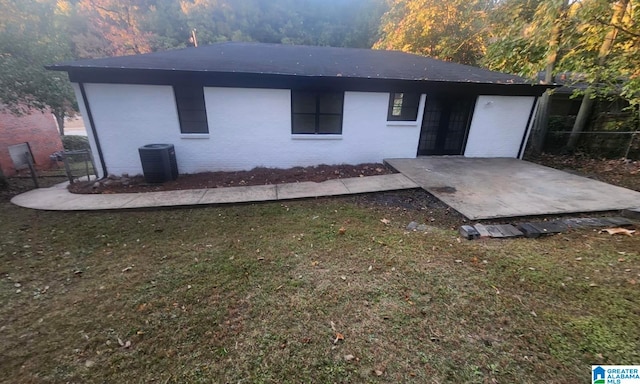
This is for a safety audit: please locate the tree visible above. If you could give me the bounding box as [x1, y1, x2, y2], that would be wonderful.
[567, 0, 632, 149]
[0, 0, 77, 135]
[73, 0, 155, 58]
[374, 0, 493, 65]
[483, 0, 572, 153]
[484, 0, 640, 153]
[532, 0, 570, 153]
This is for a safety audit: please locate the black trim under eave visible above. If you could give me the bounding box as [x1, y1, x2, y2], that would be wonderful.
[66, 68, 551, 97]
[518, 97, 539, 159]
[79, 83, 108, 178]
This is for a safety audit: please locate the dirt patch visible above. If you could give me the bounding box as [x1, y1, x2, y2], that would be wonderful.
[351, 188, 467, 229]
[68, 163, 394, 194]
[532, 153, 640, 192]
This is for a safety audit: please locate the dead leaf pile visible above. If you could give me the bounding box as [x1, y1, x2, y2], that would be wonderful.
[600, 228, 636, 236]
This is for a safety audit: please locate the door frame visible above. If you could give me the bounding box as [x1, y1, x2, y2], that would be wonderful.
[417, 94, 477, 156]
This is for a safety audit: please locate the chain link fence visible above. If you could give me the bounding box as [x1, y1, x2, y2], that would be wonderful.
[543, 113, 640, 159]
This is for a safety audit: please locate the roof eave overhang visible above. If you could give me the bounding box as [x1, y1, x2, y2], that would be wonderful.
[51, 67, 551, 97]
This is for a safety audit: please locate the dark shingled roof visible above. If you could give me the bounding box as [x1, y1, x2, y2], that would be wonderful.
[49, 42, 532, 85]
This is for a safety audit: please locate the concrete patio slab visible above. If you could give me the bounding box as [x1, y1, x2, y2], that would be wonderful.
[385, 157, 640, 220]
[200, 185, 277, 204]
[276, 179, 349, 200]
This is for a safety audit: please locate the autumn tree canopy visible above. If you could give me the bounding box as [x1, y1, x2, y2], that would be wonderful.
[374, 0, 494, 65]
[2, 0, 640, 144]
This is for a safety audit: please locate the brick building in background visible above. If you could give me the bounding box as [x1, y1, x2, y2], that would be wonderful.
[0, 108, 63, 177]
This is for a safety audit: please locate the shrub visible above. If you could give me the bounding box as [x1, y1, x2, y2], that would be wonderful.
[62, 135, 90, 151]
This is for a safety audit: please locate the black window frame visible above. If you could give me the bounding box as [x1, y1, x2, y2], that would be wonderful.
[174, 85, 209, 134]
[291, 90, 344, 135]
[387, 92, 420, 121]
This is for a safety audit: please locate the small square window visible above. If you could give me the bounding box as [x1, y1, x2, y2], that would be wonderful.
[387, 92, 420, 121]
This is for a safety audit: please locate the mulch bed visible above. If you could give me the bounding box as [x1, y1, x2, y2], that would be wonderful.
[68, 163, 395, 194]
[532, 153, 640, 192]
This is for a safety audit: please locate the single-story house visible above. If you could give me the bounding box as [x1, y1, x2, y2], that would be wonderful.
[0, 107, 63, 176]
[47, 42, 549, 178]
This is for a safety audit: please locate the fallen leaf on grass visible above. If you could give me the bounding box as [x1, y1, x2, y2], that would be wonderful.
[600, 228, 636, 236]
[338, 227, 346, 235]
[333, 332, 344, 344]
[344, 354, 355, 361]
[374, 369, 384, 376]
[380, 218, 390, 225]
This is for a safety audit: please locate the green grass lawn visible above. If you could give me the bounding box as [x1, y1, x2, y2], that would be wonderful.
[1, 180, 639, 383]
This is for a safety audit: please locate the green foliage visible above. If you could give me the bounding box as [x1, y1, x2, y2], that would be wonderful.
[71, 0, 156, 58]
[1, 0, 387, 132]
[483, 0, 567, 77]
[62, 135, 90, 152]
[167, 0, 387, 49]
[0, 0, 77, 130]
[484, 0, 640, 107]
[374, 0, 492, 65]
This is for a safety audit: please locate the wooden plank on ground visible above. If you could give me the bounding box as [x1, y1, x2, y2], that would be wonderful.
[517, 223, 543, 238]
[484, 224, 523, 238]
[621, 208, 640, 220]
[473, 224, 491, 238]
[563, 218, 609, 228]
[600, 217, 634, 227]
[528, 221, 568, 234]
[459, 225, 480, 240]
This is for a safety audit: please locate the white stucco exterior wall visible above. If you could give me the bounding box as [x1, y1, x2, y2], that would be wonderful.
[464, 95, 535, 158]
[78, 84, 425, 175]
[82, 83, 182, 176]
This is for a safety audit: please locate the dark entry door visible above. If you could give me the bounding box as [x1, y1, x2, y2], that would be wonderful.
[417, 95, 476, 156]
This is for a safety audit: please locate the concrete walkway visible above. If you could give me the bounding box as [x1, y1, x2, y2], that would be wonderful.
[10, 173, 418, 211]
[385, 157, 640, 220]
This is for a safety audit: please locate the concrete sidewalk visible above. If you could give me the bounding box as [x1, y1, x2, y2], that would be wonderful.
[10, 173, 418, 211]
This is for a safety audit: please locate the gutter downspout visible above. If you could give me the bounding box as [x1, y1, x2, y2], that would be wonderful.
[518, 97, 539, 159]
[78, 83, 108, 178]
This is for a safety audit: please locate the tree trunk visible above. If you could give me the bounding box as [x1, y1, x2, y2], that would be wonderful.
[530, 0, 568, 154]
[54, 110, 65, 136]
[567, 89, 595, 149]
[531, 81, 553, 154]
[567, 0, 629, 150]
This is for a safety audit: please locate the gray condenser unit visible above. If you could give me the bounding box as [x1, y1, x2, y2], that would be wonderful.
[138, 144, 178, 183]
